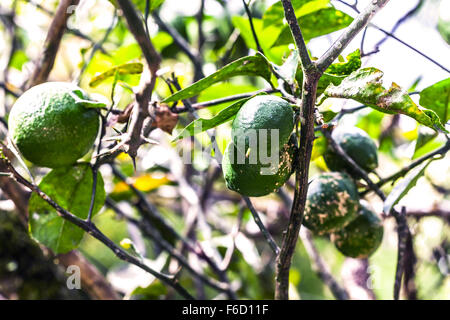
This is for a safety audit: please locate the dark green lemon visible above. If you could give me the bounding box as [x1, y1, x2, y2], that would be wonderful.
[222, 134, 296, 197]
[331, 201, 384, 258]
[323, 126, 378, 175]
[222, 95, 295, 197]
[303, 172, 359, 234]
[231, 95, 294, 152]
[8, 82, 100, 168]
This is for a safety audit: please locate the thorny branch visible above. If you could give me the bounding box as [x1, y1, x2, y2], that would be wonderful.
[0, 148, 194, 300]
[104, 197, 232, 295]
[275, 0, 390, 300]
[27, 0, 80, 88]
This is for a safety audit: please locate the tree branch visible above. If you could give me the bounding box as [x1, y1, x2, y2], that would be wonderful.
[300, 229, 349, 300]
[27, 0, 80, 88]
[280, 0, 312, 70]
[316, 0, 390, 73]
[105, 197, 231, 295]
[361, 140, 450, 196]
[152, 12, 205, 80]
[242, 0, 264, 54]
[0, 151, 194, 300]
[275, 70, 321, 300]
[112, 0, 162, 160]
[243, 197, 280, 255]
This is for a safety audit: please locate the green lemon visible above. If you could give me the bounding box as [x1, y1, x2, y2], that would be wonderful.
[8, 82, 100, 168]
[222, 134, 296, 197]
[303, 172, 359, 234]
[223, 95, 295, 197]
[231, 95, 294, 152]
[331, 201, 384, 258]
[323, 126, 378, 175]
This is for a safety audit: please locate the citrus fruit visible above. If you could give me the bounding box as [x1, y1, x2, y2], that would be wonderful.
[303, 172, 359, 234]
[222, 134, 296, 197]
[231, 95, 294, 152]
[323, 126, 378, 175]
[8, 82, 100, 168]
[331, 201, 384, 258]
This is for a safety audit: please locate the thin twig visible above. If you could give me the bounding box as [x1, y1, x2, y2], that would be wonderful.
[316, 0, 390, 73]
[243, 197, 280, 255]
[280, 0, 312, 70]
[335, 0, 450, 74]
[403, 229, 418, 299]
[172, 88, 278, 113]
[0, 151, 195, 300]
[27, 0, 80, 88]
[152, 12, 205, 79]
[393, 207, 408, 300]
[363, 0, 424, 57]
[361, 140, 450, 196]
[300, 229, 350, 300]
[242, 0, 264, 54]
[105, 197, 231, 294]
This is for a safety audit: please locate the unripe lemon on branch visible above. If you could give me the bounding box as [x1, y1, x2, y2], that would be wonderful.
[222, 95, 295, 197]
[8, 82, 101, 168]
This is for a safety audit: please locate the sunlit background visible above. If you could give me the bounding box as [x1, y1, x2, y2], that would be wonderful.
[0, 0, 448, 300]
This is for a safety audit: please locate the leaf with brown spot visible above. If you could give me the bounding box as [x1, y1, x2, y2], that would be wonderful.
[319, 68, 448, 132]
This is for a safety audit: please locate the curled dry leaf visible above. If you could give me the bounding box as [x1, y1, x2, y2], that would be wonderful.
[150, 103, 179, 134]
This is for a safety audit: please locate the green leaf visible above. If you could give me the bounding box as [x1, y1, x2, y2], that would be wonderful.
[231, 16, 288, 65]
[9, 50, 28, 70]
[272, 49, 299, 85]
[311, 132, 327, 160]
[272, 8, 353, 47]
[419, 78, 450, 125]
[383, 160, 433, 214]
[152, 31, 174, 52]
[297, 49, 361, 95]
[109, 0, 164, 12]
[413, 127, 438, 159]
[438, 16, 450, 45]
[70, 91, 106, 109]
[320, 68, 448, 132]
[263, 0, 331, 29]
[325, 49, 361, 76]
[172, 96, 256, 141]
[321, 110, 338, 122]
[89, 62, 143, 88]
[130, 281, 168, 300]
[162, 54, 272, 103]
[29, 164, 106, 254]
[413, 137, 444, 160]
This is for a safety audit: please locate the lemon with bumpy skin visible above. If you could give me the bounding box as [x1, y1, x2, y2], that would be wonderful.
[222, 134, 296, 197]
[231, 95, 294, 152]
[323, 126, 378, 176]
[303, 172, 359, 235]
[331, 201, 384, 258]
[222, 95, 295, 197]
[8, 82, 100, 168]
